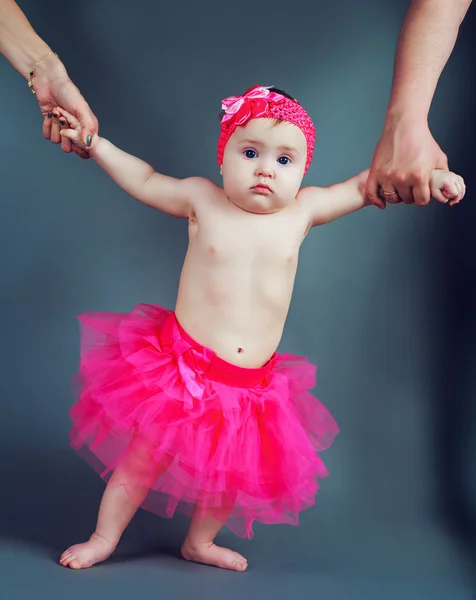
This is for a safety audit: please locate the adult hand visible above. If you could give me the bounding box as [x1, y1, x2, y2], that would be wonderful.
[366, 114, 448, 209]
[32, 55, 98, 159]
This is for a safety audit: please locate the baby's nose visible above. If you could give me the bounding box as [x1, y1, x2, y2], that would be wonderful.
[256, 162, 274, 177]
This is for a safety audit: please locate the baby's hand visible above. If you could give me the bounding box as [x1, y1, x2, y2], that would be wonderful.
[430, 169, 466, 206]
[57, 108, 98, 155]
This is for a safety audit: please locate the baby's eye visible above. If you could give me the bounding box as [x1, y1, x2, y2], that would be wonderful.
[278, 156, 291, 165]
[243, 149, 257, 159]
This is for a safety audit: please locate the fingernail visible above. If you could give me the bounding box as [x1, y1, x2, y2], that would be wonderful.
[52, 112, 59, 119]
[59, 119, 67, 126]
[47, 113, 53, 119]
[86, 135, 92, 146]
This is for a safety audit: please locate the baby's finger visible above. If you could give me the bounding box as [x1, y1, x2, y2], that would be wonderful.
[59, 108, 91, 159]
[431, 189, 449, 204]
[42, 112, 53, 140]
[72, 145, 91, 160]
[57, 107, 81, 131]
[60, 130, 90, 159]
[58, 116, 73, 154]
[448, 196, 461, 206]
[442, 182, 459, 200]
[449, 181, 465, 206]
[59, 128, 82, 145]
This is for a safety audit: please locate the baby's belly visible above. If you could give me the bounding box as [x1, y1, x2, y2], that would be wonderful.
[174, 263, 295, 368]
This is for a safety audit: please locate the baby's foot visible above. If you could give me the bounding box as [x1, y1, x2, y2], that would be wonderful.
[181, 540, 248, 572]
[59, 532, 116, 569]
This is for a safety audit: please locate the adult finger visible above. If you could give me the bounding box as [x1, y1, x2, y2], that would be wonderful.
[393, 178, 414, 205]
[58, 116, 73, 153]
[72, 145, 91, 160]
[365, 171, 386, 209]
[381, 189, 401, 204]
[436, 150, 449, 171]
[80, 114, 98, 147]
[376, 172, 403, 205]
[411, 179, 431, 207]
[57, 107, 81, 129]
[57, 108, 91, 159]
[72, 100, 98, 147]
[50, 109, 62, 144]
[42, 112, 53, 140]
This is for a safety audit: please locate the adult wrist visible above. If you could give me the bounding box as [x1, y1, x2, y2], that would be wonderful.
[385, 92, 431, 125]
[29, 51, 68, 91]
[34, 50, 65, 78]
[383, 106, 429, 133]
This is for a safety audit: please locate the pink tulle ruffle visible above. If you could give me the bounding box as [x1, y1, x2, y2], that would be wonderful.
[69, 303, 339, 539]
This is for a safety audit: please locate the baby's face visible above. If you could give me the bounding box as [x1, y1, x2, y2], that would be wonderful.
[221, 118, 307, 214]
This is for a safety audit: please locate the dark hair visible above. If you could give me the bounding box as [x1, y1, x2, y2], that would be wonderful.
[218, 86, 298, 122]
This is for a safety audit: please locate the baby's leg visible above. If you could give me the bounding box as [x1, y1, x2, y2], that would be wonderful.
[60, 440, 161, 569]
[181, 506, 248, 572]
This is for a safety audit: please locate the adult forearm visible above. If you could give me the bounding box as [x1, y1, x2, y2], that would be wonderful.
[388, 0, 471, 120]
[0, 0, 53, 78]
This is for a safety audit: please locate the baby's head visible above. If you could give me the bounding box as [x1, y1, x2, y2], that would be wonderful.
[217, 85, 315, 214]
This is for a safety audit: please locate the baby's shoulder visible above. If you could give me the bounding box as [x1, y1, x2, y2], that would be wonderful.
[183, 177, 223, 210]
[182, 177, 222, 216]
[184, 177, 220, 196]
[295, 185, 328, 221]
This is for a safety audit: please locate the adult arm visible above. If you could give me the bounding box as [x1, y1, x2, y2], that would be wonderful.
[366, 0, 472, 208]
[0, 0, 98, 154]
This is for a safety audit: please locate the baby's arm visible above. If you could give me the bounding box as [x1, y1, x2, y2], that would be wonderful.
[301, 168, 465, 227]
[59, 110, 213, 218]
[299, 169, 371, 227]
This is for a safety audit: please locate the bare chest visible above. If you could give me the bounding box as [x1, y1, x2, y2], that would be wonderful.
[188, 208, 307, 267]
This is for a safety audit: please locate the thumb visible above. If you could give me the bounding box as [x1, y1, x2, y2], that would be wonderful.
[365, 171, 386, 210]
[78, 110, 99, 147]
[436, 149, 448, 171]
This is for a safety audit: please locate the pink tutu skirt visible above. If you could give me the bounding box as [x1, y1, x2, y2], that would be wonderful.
[69, 303, 339, 539]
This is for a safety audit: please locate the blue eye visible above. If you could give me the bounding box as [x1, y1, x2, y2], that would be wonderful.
[278, 156, 291, 165]
[244, 149, 257, 159]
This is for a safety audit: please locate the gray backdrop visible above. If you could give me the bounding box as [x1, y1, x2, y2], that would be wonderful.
[0, 1, 475, 598]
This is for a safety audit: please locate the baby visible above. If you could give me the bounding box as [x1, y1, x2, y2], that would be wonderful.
[56, 86, 465, 572]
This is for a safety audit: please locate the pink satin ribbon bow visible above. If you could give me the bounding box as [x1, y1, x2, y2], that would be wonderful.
[221, 85, 284, 127]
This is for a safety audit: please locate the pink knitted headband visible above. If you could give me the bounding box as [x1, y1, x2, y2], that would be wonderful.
[217, 85, 315, 174]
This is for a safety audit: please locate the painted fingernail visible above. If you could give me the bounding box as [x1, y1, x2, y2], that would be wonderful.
[52, 112, 59, 119]
[86, 135, 92, 146]
[59, 119, 67, 126]
[47, 113, 53, 119]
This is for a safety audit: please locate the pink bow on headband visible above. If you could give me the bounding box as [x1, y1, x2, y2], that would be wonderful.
[221, 85, 284, 126]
